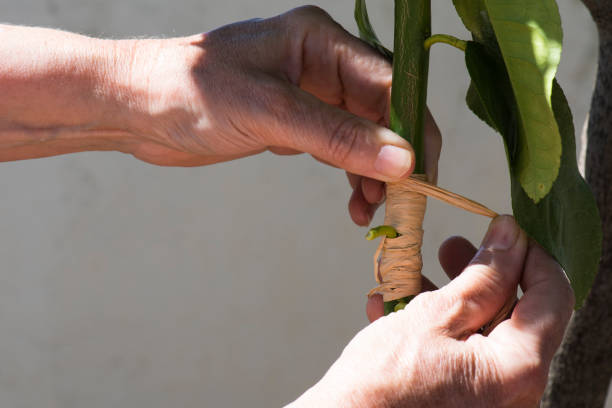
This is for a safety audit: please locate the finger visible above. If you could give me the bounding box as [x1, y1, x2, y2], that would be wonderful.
[250, 8, 414, 181]
[481, 242, 574, 405]
[361, 177, 385, 204]
[424, 109, 442, 184]
[365, 202, 383, 223]
[311, 155, 340, 169]
[366, 294, 384, 322]
[348, 184, 382, 226]
[489, 241, 574, 363]
[346, 172, 361, 189]
[268, 146, 302, 155]
[264, 8, 416, 181]
[346, 175, 385, 226]
[348, 182, 371, 226]
[438, 236, 477, 280]
[264, 85, 414, 182]
[286, 7, 393, 126]
[436, 215, 528, 337]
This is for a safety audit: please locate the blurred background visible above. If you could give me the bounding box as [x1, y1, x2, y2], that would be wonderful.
[0, 0, 607, 407]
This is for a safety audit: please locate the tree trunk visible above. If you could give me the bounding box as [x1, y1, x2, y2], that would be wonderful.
[542, 1, 612, 406]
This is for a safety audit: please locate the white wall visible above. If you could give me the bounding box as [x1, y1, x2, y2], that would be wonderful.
[0, 1, 604, 407]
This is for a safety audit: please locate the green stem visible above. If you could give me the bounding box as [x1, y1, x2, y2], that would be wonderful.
[424, 34, 467, 52]
[390, 0, 431, 174]
[381, 0, 431, 315]
[365, 225, 399, 240]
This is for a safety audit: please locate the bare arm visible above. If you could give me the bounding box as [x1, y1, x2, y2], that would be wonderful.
[0, 10, 435, 227]
[0, 24, 141, 161]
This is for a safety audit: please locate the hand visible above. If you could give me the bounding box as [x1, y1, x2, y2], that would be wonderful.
[290, 216, 574, 407]
[121, 6, 441, 225]
[123, 6, 417, 180]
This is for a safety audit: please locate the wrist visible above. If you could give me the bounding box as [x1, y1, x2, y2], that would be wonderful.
[113, 34, 207, 154]
[85, 36, 147, 152]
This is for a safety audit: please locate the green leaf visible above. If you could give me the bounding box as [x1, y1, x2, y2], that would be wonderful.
[484, 0, 563, 202]
[465, 42, 602, 308]
[354, 0, 393, 60]
[513, 83, 602, 308]
[466, 82, 497, 131]
[465, 43, 518, 162]
[452, 0, 496, 46]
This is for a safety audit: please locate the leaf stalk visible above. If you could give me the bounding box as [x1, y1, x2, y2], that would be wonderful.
[424, 34, 468, 52]
[365, 225, 399, 240]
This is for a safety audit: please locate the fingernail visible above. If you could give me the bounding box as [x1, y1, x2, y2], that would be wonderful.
[482, 215, 520, 250]
[374, 145, 413, 179]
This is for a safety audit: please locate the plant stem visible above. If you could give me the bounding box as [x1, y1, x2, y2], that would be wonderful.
[424, 34, 467, 52]
[390, 0, 431, 174]
[383, 0, 431, 314]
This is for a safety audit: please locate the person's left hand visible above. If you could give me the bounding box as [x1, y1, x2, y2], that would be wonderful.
[289, 216, 574, 408]
[114, 6, 440, 222]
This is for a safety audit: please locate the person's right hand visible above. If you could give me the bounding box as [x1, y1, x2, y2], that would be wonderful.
[290, 216, 574, 407]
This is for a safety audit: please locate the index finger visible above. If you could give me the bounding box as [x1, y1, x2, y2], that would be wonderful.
[284, 7, 442, 181]
[289, 7, 392, 125]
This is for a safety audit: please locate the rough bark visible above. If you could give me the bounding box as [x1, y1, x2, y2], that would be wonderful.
[542, 2, 612, 406]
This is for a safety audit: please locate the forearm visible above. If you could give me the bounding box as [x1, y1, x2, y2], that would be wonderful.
[0, 24, 142, 161]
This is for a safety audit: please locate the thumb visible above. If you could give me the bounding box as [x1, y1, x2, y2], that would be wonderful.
[437, 215, 528, 337]
[267, 85, 415, 182]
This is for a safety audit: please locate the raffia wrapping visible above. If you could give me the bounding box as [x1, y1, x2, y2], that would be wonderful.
[368, 174, 514, 334]
[369, 175, 428, 302]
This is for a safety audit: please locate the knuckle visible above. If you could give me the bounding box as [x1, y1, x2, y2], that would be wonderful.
[468, 262, 507, 293]
[285, 5, 332, 26]
[417, 288, 472, 330]
[438, 295, 474, 334]
[291, 5, 332, 20]
[409, 290, 465, 330]
[283, 6, 344, 39]
[327, 116, 364, 167]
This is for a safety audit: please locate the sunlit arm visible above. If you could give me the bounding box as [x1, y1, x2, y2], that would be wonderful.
[0, 24, 144, 162]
